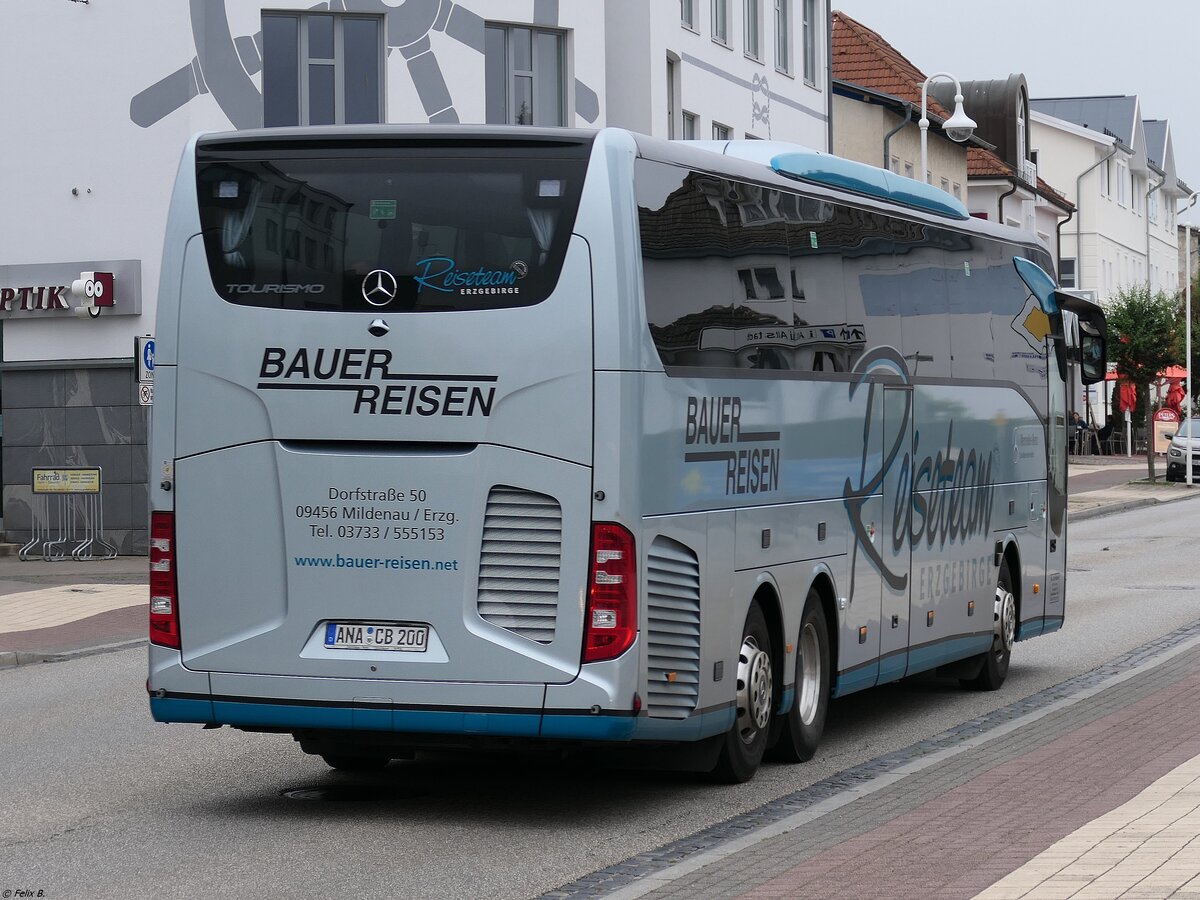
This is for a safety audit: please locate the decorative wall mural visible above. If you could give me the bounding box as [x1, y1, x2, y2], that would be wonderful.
[130, 0, 599, 129]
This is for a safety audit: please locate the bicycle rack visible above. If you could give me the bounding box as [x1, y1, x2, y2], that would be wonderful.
[19, 467, 118, 561]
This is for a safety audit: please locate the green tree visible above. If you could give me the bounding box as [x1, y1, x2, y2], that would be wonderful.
[1173, 276, 1200, 408]
[1106, 285, 1180, 481]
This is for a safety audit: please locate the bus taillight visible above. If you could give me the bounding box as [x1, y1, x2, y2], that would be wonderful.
[149, 511, 181, 649]
[583, 523, 637, 663]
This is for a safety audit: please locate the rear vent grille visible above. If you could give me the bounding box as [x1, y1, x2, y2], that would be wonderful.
[477, 486, 562, 644]
[646, 537, 702, 719]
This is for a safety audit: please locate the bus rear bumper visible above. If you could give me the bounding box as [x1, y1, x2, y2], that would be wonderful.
[148, 647, 639, 741]
[149, 693, 637, 741]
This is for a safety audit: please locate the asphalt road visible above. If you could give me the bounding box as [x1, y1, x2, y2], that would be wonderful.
[3, 499, 1199, 900]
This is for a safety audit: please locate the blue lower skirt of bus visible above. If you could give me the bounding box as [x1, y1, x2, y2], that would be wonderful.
[150, 695, 637, 741]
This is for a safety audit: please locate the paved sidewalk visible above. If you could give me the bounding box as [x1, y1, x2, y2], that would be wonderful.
[0, 556, 148, 667]
[548, 624, 1200, 899]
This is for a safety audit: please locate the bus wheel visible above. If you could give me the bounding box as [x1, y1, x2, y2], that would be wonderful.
[963, 564, 1016, 691]
[321, 754, 390, 772]
[769, 591, 830, 763]
[712, 603, 774, 783]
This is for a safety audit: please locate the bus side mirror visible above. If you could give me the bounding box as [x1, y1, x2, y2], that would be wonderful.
[1055, 290, 1107, 386]
[1078, 324, 1106, 385]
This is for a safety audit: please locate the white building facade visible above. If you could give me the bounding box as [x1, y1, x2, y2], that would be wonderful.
[0, 0, 830, 553]
[1031, 97, 1184, 304]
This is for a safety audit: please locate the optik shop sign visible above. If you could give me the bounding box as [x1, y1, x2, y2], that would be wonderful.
[0, 260, 142, 319]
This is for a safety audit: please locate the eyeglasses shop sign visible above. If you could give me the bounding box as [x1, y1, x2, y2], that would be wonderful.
[0, 260, 141, 319]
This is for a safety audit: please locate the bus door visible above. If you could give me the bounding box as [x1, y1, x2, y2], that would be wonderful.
[878, 383, 914, 683]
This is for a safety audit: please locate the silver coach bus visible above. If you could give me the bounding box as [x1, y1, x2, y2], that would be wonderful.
[147, 126, 1105, 782]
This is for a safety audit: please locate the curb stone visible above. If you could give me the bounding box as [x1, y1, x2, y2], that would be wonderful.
[0, 638, 147, 670]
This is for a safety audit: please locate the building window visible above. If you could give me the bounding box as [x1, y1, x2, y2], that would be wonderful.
[485, 25, 566, 126]
[774, 0, 791, 73]
[262, 13, 383, 126]
[940, 177, 950, 193]
[681, 0, 697, 30]
[744, 0, 761, 60]
[1060, 258, 1076, 288]
[712, 0, 729, 44]
[802, 0, 816, 83]
[1016, 90, 1027, 164]
[682, 111, 697, 139]
[889, 156, 899, 173]
[1100, 159, 1110, 197]
[952, 182, 962, 199]
[903, 161, 914, 179]
[666, 57, 679, 138]
[1116, 162, 1127, 207]
[713, 122, 731, 140]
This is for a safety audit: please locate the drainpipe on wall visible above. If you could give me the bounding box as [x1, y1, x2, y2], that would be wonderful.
[998, 179, 1019, 225]
[1145, 174, 1164, 290]
[1077, 145, 1120, 297]
[826, 3, 834, 154]
[1056, 206, 1075, 283]
[882, 102, 912, 170]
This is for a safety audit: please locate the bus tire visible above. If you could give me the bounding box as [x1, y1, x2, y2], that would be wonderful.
[321, 754, 390, 772]
[768, 591, 830, 763]
[712, 603, 774, 783]
[963, 563, 1016, 691]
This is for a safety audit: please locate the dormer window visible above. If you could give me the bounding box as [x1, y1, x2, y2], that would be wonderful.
[1016, 89, 1027, 163]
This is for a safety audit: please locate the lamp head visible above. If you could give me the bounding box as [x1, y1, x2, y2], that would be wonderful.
[943, 95, 976, 143]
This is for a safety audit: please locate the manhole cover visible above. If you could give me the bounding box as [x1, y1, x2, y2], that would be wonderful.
[281, 786, 427, 802]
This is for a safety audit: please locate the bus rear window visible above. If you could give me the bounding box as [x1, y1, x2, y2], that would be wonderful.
[195, 154, 587, 312]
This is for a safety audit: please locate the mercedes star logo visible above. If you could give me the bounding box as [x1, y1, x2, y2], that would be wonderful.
[362, 269, 398, 306]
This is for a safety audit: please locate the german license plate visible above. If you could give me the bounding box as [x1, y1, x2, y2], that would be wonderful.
[324, 622, 429, 652]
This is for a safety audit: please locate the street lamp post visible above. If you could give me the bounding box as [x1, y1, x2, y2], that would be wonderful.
[918, 73, 977, 185]
[1183, 191, 1200, 485]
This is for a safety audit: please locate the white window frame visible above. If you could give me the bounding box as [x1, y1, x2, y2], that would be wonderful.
[681, 0, 697, 30]
[485, 24, 567, 127]
[744, 0, 762, 61]
[712, 121, 731, 140]
[682, 111, 697, 139]
[1059, 258, 1077, 288]
[1116, 162, 1127, 207]
[711, 0, 729, 45]
[774, 0, 792, 74]
[802, 0, 817, 84]
[1100, 159, 1110, 198]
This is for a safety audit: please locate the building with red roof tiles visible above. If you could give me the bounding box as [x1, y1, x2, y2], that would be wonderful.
[830, 11, 1074, 276]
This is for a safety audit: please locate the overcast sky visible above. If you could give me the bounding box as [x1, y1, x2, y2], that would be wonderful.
[831, 1, 1200, 213]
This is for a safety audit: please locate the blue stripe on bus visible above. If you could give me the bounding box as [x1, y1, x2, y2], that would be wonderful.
[832, 662, 879, 698]
[151, 696, 215, 723]
[905, 634, 993, 676]
[1017, 620, 1044, 641]
[153, 695, 635, 741]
